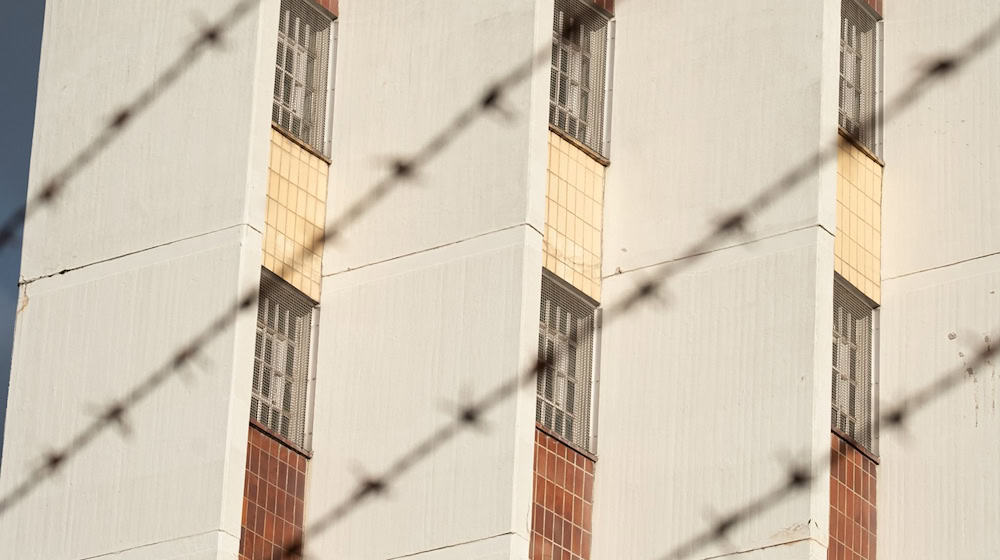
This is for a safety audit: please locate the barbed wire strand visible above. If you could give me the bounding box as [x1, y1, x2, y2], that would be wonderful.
[284, 12, 1000, 560]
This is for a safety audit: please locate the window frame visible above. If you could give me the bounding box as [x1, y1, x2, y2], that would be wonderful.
[549, 0, 612, 157]
[251, 268, 318, 451]
[831, 274, 879, 458]
[838, 0, 883, 158]
[272, 0, 335, 157]
[536, 269, 601, 454]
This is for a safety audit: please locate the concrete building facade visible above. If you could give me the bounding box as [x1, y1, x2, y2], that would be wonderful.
[1, 1, 998, 559]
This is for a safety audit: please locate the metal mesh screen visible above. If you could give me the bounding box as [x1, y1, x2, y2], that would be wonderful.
[251, 269, 315, 448]
[550, 0, 609, 156]
[839, 0, 881, 157]
[832, 276, 875, 453]
[273, 0, 332, 155]
[537, 271, 598, 452]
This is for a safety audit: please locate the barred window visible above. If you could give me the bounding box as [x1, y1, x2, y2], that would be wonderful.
[839, 0, 882, 156]
[251, 269, 315, 449]
[550, 0, 609, 156]
[832, 276, 876, 454]
[537, 271, 598, 452]
[273, 0, 332, 155]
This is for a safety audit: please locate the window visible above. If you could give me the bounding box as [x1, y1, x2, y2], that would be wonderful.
[832, 275, 877, 454]
[251, 269, 315, 448]
[550, 0, 610, 156]
[273, 0, 333, 155]
[537, 271, 599, 452]
[839, 0, 882, 157]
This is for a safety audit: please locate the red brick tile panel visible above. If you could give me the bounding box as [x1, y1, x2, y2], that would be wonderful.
[530, 428, 595, 560]
[590, 0, 613, 16]
[828, 433, 877, 560]
[315, 0, 338, 17]
[240, 423, 308, 560]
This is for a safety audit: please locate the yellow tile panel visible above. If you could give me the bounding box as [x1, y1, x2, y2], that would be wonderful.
[834, 141, 882, 304]
[263, 128, 329, 301]
[542, 131, 605, 302]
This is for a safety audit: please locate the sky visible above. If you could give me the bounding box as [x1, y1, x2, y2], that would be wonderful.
[0, 1, 46, 462]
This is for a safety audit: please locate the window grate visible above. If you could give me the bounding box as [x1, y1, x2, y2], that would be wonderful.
[839, 0, 881, 157]
[251, 269, 314, 448]
[272, 0, 332, 155]
[537, 271, 598, 452]
[832, 276, 875, 453]
[550, 0, 609, 156]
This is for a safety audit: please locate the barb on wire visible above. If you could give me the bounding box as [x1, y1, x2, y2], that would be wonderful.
[0, 0, 260, 251]
[0, 11, 559, 520]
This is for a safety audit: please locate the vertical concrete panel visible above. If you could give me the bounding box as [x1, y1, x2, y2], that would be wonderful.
[19, 0, 277, 280]
[310, 229, 541, 559]
[594, 1, 839, 557]
[602, 1, 838, 278]
[879, 3, 1000, 558]
[878, 264, 1000, 558]
[594, 231, 832, 559]
[0, 1, 280, 557]
[0, 228, 263, 559]
[309, 1, 551, 557]
[881, 2, 1000, 277]
[324, 0, 549, 273]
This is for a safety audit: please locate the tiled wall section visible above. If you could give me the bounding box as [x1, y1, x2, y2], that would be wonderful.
[314, 0, 338, 17]
[863, 0, 882, 16]
[828, 433, 877, 560]
[264, 128, 329, 301]
[530, 429, 595, 560]
[544, 131, 606, 302]
[589, 0, 614, 15]
[834, 139, 882, 304]
[240, 423, 307, 560]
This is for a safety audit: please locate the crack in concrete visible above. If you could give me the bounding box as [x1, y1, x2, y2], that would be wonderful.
[18, 222, 259, 287]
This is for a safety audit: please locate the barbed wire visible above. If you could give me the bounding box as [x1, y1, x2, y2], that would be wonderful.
[0, 3, 996, 560]
[0, 0, 262, 252]
[284, 11, 1000, 560]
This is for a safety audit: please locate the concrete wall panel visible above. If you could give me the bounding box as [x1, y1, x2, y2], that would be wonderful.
[324, 0, 551, 273]
[593, 1, 840, 557]
[881, 2, 1000, 278]
[594, 229, 833, 559]
[20, 0, 277, 280]
[0, 227, 261, 559]
[309, 227, 541, 558]
[879, 3, 1000, 558]
[602, 0, 840, 278]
